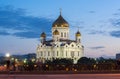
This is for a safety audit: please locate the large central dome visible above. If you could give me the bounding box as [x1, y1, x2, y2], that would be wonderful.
[52, 14, 69, 27]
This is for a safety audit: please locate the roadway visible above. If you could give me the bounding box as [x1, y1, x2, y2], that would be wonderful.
[0, 74, 120, 79]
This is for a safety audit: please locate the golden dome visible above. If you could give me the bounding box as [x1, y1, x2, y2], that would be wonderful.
[40, 32, 46, 38]
[76, 31, 81, 37]
[52, 14, 69, 27]
[53, 29, 59, 35]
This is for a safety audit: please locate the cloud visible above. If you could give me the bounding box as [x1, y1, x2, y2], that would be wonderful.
[89, 11, 95, 13]
[118, 8, 120, 11]
[88, 30, 105, 35]
[112, 9, 120, 16]
[13, 31, 39, 39]
[0, 31, 10, 36]
[111, 19, 120, 28]
[109, 30, 120, 38]
[89, 46, 105, 50]
[109, 10, 120, 38]
[113, 13, 120, 16]
[0, 5, 53, 39]
[111, 9, 120, 29]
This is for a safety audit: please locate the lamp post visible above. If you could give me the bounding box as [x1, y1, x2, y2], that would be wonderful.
[12, 57, 16, 71]
[5, 53, 10, 71]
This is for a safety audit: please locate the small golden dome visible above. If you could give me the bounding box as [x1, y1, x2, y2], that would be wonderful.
[40, 32, 46, 38]
[53, 30, 59, 35]
[52, 15, 69, 27]
[76, 31, 81, 37]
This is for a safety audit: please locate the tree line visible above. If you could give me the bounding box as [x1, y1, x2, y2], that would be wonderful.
[21, 57, 120, 71]
[2, 56, 120, 71]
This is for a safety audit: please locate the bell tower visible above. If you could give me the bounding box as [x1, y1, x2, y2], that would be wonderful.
[76, 31, 81, 44]
[40, 32, 46, 43]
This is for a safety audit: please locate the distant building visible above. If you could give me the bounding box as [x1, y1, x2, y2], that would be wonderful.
[116, 53, 120, 60]
[36, 11, 84, 63]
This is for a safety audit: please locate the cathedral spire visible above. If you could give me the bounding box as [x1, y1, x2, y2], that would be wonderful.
[77, 26, 80, 31]
[76, 26, 81, 37]
[60, 8, 62, 15]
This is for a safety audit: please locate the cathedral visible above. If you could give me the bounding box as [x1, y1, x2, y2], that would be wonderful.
[36, 12, 84, 63]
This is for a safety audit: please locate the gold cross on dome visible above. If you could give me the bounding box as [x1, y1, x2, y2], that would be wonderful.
[77, 26, 80, 31]
[60, 8, 62, 15]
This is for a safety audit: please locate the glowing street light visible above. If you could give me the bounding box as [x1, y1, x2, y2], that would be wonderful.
[6, 53, 10, 57]
[24, 59, 27, 63]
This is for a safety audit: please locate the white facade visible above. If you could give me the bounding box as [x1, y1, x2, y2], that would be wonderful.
[36, 13, 84, 63]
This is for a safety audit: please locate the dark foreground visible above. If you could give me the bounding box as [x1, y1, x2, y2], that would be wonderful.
[0, 74, 120, 79]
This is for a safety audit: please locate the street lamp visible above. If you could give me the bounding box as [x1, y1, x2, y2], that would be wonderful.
[6, 53, 10, 58]
[5, 53, 10, 71]
[12, 57, 16, 71]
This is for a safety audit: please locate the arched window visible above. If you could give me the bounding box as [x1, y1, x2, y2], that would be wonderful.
[57, 51, 59, 56]
[72, 44, 74, 47]
[48, 51, 50, 56]
[71, 51, 74, 58]
[64, 32, 66, 37]
[78, 52, 79, 56]
[53, 51, 55, 56]
[79, 39, 80, 42]
[61, 32, 63, 37]
[66, 51, 67, 56]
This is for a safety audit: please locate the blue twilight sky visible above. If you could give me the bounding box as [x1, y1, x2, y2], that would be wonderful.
[0, 0, 120, 58]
